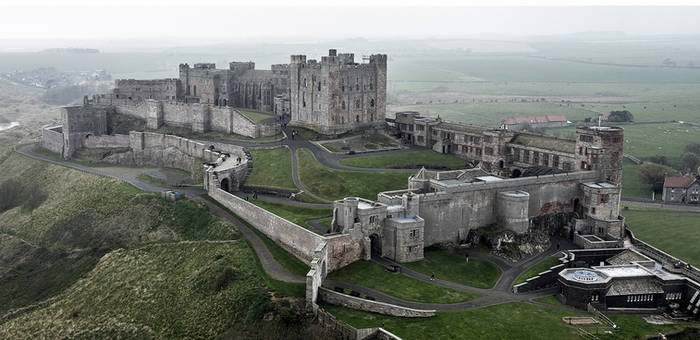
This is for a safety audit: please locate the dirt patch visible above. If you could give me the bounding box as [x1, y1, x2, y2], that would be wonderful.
[563, 317, 599, 325]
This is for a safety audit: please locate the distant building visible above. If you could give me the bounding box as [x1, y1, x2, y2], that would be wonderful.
[501, 115, 568, 130]
[663, 176, 700, 204]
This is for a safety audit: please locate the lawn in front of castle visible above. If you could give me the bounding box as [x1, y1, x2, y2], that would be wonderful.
[297, 148, 409, 201]
[245, 147, 296, 191]
[402, 248, 501, 289]
[327, 261, 478, 304]
[322, 301, 692, 340]
[623, 206, 700, 266]
[338, 149, 469, 170]
[512, 255, 561, 286]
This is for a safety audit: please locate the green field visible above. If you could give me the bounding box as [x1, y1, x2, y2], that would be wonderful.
[339, 149, 469, 170]
[297, 148, 409, 201]
[327, 260, 478, 304]
[237, 108, 276, 124]
[246, 147, 296, 191]
[621, 160, 658, 200]
[248, 199, 332, 234]
[323, 300, 692, 340]
[624, 207, 700, 266]
[402, 249, 501, 289]
[513, 256, 561, 286]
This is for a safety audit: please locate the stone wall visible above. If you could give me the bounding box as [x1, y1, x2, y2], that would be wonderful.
[513, 262, 567, 294]
[41, 126, 64, 155]
[209, 188, 326, 263]
[84, 134, 130, 149]
[627, 229, 700, 283]
[318, 287, 436, 318]
[573, 233, 622, 249]
[411, 171, 600, 246]
[62, 105, 109, 159]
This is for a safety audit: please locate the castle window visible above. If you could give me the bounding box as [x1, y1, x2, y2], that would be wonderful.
[410, 229, 420, 238]
[370, 99, 375, 107]
[342, 101, 346, 110]
[318, 81, 321, 91]
[342, 85, 345, 92]
[369, 83, 373, 90]
[591, 207, 596, 215]
[553, 155, 560, 168]
[600, 194, 609, 203]
[355, 99, 361, 109]
[304, 78, 307, 87]
[356, 115, 359, 123]
[370, 113, 374, 121]
[356, 84, 359, 91]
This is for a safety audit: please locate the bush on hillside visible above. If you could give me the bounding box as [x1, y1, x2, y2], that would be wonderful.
[607, 110, 634, 122]
[639, 163, 678, 192]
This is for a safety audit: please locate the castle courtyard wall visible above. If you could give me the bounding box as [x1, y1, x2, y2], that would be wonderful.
[41, 126, 65, 155]
[413, 171, 599, 246]
[84, 134, 130, 149]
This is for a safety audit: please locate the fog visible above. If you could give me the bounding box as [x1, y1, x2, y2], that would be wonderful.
[2, 5, 700, 51]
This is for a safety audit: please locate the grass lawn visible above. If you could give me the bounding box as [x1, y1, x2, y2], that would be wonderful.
[533, 295, 570, 308]
[201, 194, 310, 279]
[137, 173, 169, 187]
[248, 199, 332, 234]
[402, 249, 501, 289]
[297, 148, 409, 201]
[245, 147, 296, 191]
[340, 149, 469, 170]
[236, 108, 276, 124]
[513, 256, 561, 286]
[323, 301, 694, 340]
[623, 206, 700, 266]
[621, 159, 658, 200]
[323, 302, 589, 340]
[326, 260, 478, 304]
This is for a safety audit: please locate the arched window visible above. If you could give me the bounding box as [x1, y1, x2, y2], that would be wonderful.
[370, 99, 375, 107]
[341, 101, 346, 109]
[304, 78, 307, 87]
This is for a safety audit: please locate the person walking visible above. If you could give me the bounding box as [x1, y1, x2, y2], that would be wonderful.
[430, 272, 435, 281]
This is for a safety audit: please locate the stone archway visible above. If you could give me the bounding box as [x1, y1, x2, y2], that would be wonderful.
[370, 234, 382, 258]
[511, 169, 522, 178]
[220, 178, 230, 192]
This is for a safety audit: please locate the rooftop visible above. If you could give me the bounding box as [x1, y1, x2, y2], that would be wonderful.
[664, 176, 697, 188]
[510, 133, 576, 154]
[582, 181, 618, 189]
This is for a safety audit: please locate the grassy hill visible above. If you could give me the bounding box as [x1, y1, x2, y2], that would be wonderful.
[0, 150, 324, 338]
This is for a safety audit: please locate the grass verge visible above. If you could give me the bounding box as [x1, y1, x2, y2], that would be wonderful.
[327, 260, 478, 304]
[297, 148, 408, 201]
[248, 199, 332, 234]
[246, 147, 296, 191]
[402, 248, 501, 289]
[339, 149, 468, 170]
[513, 255, 560, 286]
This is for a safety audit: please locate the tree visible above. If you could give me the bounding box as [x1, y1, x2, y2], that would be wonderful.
[685, 142, 700, 156]
[648, 155, 668, 165]
[681, 152, 699, 172]
[639, 163, 678, 193]
[607, 110, 634, 122]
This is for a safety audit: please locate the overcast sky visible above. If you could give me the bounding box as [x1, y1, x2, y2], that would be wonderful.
[2, 5, 700, 43]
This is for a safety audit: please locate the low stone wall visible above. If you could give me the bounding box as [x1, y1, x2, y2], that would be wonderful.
[573, 233, 623, 249]
[41, 126, 64, 155]
[209, 188, 325, 263]
[319, 287, 436, 318]
[84, 134, 130, 149]
[513, 262, 567, 294]
[258, 122, 281, 138]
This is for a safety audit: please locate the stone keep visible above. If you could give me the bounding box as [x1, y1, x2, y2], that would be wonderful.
[289, 49, 387, 134]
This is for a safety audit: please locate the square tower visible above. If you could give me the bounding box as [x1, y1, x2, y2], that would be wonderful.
[289, 49, 387, 134]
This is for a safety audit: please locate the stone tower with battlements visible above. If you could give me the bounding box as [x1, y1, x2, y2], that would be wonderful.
[289, 49, 387, 134]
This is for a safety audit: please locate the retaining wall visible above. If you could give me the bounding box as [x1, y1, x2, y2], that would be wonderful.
[41, 126, 64, 154]
[84, 134, 130, 149]
[627, 229, 700, 283]
[513, 262, 567, 294]
[319, 287, 435, 318]
[209, 188, 325, 263]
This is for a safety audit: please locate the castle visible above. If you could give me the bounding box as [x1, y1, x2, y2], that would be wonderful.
[106, 49, 386, 135]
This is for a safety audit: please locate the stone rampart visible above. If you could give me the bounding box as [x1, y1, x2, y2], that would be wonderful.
[41, 126, 64, 155]
[210, 188, 325, 263]
[84, 134, 130, 149]
[318, 287, 436, 317]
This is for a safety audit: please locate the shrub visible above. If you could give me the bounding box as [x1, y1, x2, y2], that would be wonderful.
[607, 110, 634, 122]
[639, 163, 678, 192]
[213, 266, 236, 292]
[681, 152, 699, 171]
[648, 155, 668, 165]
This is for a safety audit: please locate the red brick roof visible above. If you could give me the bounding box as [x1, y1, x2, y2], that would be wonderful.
[664, 176, 697, 188]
